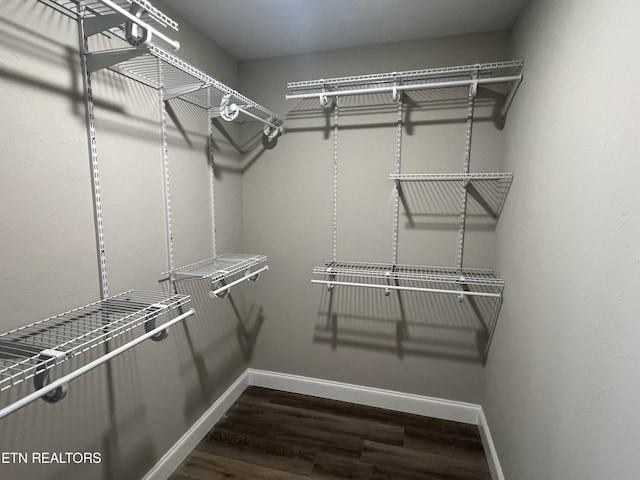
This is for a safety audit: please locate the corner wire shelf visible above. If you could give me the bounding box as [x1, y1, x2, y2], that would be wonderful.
[390, 173, 514, 221]
[0, 290, 194, 418]
[166, 253, 269, 299]
[286, 60, 524, 116]
[44, 0, 283, 137]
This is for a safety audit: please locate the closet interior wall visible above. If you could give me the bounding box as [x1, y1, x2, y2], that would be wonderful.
[0, 1, 249, 479]
[240, 32, 510, 404]
[484, 1, 640, 479]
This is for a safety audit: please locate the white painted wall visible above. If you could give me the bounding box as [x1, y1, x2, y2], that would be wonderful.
[484, 0, 640, 478]
[0, 2, 250, 479]
[238, 33, 511, 404]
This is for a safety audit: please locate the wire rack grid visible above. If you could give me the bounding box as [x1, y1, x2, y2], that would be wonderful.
[167, 253, 268, 284]
[313, 260, 505, 289]
[51, 0, 178, 30]
[287, 61, 524, 97]
[0, 290, 190, 393]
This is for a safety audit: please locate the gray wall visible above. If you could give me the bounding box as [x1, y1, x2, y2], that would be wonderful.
[0, 1, 250, 479]
[484, 0, 640, 478]
[239, 33, 511, 403]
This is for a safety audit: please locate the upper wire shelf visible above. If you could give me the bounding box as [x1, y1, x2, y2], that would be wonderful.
[43, 0, 283, 137]
[52, 0, 178, 30]
[312, 260, 504, 300]
[286, 60, 524, 116]
[167, 254, 269, 298]
[0, 290, 190, 393]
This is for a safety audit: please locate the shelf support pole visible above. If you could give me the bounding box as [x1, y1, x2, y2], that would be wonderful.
[208, 89, 217, 258]
[392, 90, 403, 266]
[158, 58, 175, 299]
[456, 71, 478, 301]
[78, 8, 109, 300]
[332, 100, 339, 263]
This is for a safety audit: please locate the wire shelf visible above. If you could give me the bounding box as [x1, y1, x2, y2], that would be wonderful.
[0, 290, 190, 393]
[391, 173, 513, 221]
[168, 253, 268, 283]
[42, 0, 282, 128]
[113, 44, 282, 126]
[287, 61, 524, 105]
[313, 260, 504, 290]
[51, 0, 178, 30]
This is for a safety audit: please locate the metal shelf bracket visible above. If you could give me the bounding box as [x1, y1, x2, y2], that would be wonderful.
[33, 349, 68, 404]
[86, 49, 146, 74]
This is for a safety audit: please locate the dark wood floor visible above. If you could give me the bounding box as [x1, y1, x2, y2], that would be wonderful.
[169, 386, 491, 480]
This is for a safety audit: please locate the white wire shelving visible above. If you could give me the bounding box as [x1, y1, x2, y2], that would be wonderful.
[390, 173, 513, 221]
[0, 290, 194, 418]
[287, 62, 521, 357]
[312, 260, 504, 298]
[44, 0, 283, 136]
[167, 253, 269, 298]
[286, 61, 523, 116]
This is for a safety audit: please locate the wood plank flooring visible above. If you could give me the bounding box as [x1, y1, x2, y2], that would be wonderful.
[169, 386, 491, 480]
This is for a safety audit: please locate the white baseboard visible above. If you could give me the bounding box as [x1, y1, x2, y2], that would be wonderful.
[247, 369, 481, 425]
[477, 409, 505, 480]
[142, 370, 250, 480]
[144, 368, 505, 480]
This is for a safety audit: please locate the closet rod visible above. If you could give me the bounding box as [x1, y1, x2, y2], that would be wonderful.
[311, 279, 501, 298]
[210, 265, 269, 298]
[0, 308, 195, 420]
[285, 75, 522, 101]
[94, 0, 180, 50]
[236, 107, 281, 131]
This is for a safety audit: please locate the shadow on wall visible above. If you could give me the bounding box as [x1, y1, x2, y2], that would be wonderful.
[396, 175, 513, 231]
[314, 283, 501, 364]
[163, 277, 265, 411]
[210, 117, 279, 174]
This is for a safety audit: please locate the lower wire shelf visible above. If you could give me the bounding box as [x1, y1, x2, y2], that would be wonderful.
[312, 260, 504, 298]
[312, 260, 504, 361]
[0, 290, 193, 418]
[167, 253, 269, 298]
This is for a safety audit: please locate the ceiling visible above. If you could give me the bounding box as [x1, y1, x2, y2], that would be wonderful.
[174, 0, 529, 61]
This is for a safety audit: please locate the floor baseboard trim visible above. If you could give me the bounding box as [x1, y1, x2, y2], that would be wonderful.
[142, 370, 250, 480]
[477, 409, 505, 480]
[144, 368, 505, 480]
[247, 368, 481, 425]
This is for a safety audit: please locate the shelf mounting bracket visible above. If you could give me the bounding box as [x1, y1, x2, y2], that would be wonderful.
[86, 49, 146, 74]
[33, 349, 68, 404]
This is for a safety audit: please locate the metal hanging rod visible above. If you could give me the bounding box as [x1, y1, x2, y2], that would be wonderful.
[216, 94, 283, 139]
[390, 173, 512, 182]
[0, 307, 195, 420]
[311, 279, 501, 298]
[286, 75, 522, 101]
[210, 265, 270, 298]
